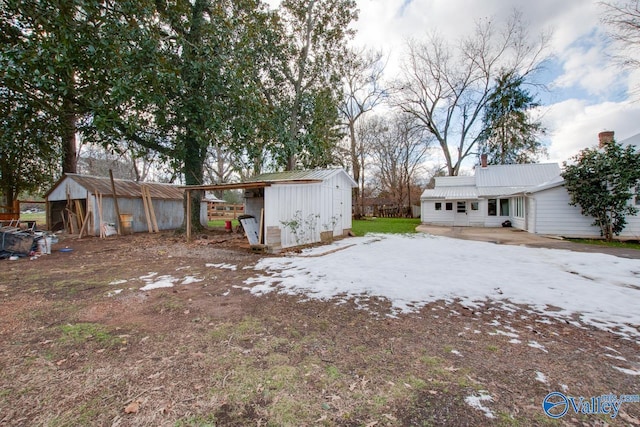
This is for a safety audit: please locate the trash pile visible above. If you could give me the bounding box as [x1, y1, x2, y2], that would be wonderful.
[0, 220, 57, 260]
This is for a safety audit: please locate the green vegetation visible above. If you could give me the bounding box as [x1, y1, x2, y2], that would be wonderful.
[568, 238, 640, 250]
[59, 323, 120, 347]
[19, 212, 46, 228]
[351, 217, 421, 236]
[207, 219, 240, 228]
[562, 139, 640, 241]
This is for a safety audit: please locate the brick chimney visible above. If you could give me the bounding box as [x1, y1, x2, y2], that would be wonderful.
[480, 153, 488, 168]
[598, 131, 614, 148]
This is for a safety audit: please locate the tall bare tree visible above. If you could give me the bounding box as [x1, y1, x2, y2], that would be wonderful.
[370, 113, 430, 214]
[340, 47, 387, 217]
[602, 0, 640, 96]
[395, 11, 550, 175]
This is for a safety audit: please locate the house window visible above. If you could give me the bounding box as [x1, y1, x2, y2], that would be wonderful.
[445, 202, 453, 211]
[470, 202, 479, 211]
[513, 197, 524, 218]
[456, 201, 466, 213]
[435, 202, 442, 211]
[500, 198, 510, 216]
[488, 199, 497, 216]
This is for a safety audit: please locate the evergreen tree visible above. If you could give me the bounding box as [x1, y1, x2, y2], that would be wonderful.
[479, 72, 547, 164]
[562, 140, 640, 240]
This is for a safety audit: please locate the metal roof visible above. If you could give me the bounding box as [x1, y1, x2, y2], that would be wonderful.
[248, 169, 358, 186]
[477, 186, 528, 197]
[475, 163, 561, 188]
[620, 132, 640, 148]
[423, 163, 562, 200]
[422, 186, 479, 200]
[46, 174, 184, 200]
[433, 176, 476, 187]
[180, 168, 358, 192]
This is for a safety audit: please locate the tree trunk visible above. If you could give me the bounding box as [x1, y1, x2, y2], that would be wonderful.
[61, 96, 77, 174]
[349, 121, 361, 217]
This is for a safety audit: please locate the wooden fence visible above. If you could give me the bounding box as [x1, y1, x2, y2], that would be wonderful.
[0, 200, 20, 222]
[207, 203, 244, 221]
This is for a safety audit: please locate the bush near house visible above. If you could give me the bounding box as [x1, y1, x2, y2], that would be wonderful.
[562, 140, 640, 241]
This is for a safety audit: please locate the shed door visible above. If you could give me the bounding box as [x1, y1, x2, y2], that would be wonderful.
[454, 201, 469, 226]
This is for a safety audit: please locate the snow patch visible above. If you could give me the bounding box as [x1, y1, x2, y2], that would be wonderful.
[140, 275, 177, 291]
[107, 289, 123, 297]
[109, 279, 127, 286]
[181, 276, 203, 285]
[535, 371, 548, 384]
[206, 263, 237, 271]
[612, 366, 640, 376]
[465, 391, 494, 418]
[528, 341, 548, 353]
[245, 234, 640, 339]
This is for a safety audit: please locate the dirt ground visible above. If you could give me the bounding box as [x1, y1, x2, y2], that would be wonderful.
[1, 229, 639, 426]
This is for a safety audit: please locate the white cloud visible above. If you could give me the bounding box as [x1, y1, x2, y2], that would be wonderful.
[543, 99, 640, 163]
[270, 0, 640, 165]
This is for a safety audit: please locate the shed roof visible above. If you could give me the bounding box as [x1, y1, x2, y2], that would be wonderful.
[45, 174, 184, 200]
[248, 169, 358, 187]
[182, 168, 357, 191]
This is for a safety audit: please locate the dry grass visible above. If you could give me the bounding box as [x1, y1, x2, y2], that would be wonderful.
[0, 232, 638, 426]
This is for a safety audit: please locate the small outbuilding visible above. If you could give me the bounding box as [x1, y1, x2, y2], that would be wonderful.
[183, 168, 357, 250]
[45, 173, 207, 235]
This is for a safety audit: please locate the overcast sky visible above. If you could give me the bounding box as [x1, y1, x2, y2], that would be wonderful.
[352, 0, 640, 165]
[269, 0, 640, 166]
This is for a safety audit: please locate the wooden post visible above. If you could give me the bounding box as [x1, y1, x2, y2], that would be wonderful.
[258, 208, 264, 244]
[109, 169, 122, 236]
[186, 189, 192, 241]
[141, 185, 153, 233]
[96, 191, 104, 238]
[147, 186, 159, 233]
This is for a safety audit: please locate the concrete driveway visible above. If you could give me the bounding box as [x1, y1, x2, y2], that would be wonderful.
[416, 224, 640, 260]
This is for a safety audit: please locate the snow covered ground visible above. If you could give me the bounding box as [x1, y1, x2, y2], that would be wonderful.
[245, 233, 640, 340]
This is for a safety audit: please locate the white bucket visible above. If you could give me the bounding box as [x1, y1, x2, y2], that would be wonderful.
[37, 236, 52, 255]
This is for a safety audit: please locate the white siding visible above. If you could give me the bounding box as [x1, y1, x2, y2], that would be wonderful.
[533, 186, 600, 236]
[533, 186, 640, 239]
[263, 174, 353, 248]
[526, 197, 536, 233]
[420, 200, 454, 225]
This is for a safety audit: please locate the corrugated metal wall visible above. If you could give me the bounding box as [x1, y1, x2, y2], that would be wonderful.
[263, 173, 353, 248]
[47, 176, 207, 234]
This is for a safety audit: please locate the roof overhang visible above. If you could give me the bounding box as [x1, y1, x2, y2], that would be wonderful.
[181, 179, 323, 192]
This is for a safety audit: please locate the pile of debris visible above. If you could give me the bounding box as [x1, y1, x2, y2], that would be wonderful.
[0, 220, 55, 260]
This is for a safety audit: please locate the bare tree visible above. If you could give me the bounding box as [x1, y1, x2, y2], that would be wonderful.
[602, 0, 640, 96]
[395, 11, 550, 175]
[339, 47, 387, 217]
[353, 114, 385, 216]
[370, 113, 430, 215]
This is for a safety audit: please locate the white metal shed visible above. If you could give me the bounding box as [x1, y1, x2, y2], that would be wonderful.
[183, 168, 357, 250]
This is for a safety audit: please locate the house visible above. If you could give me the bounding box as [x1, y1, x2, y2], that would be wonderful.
[45, 173, 207, 235]
[183, 168, 357, 250]
[421, 132, 640, 239]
